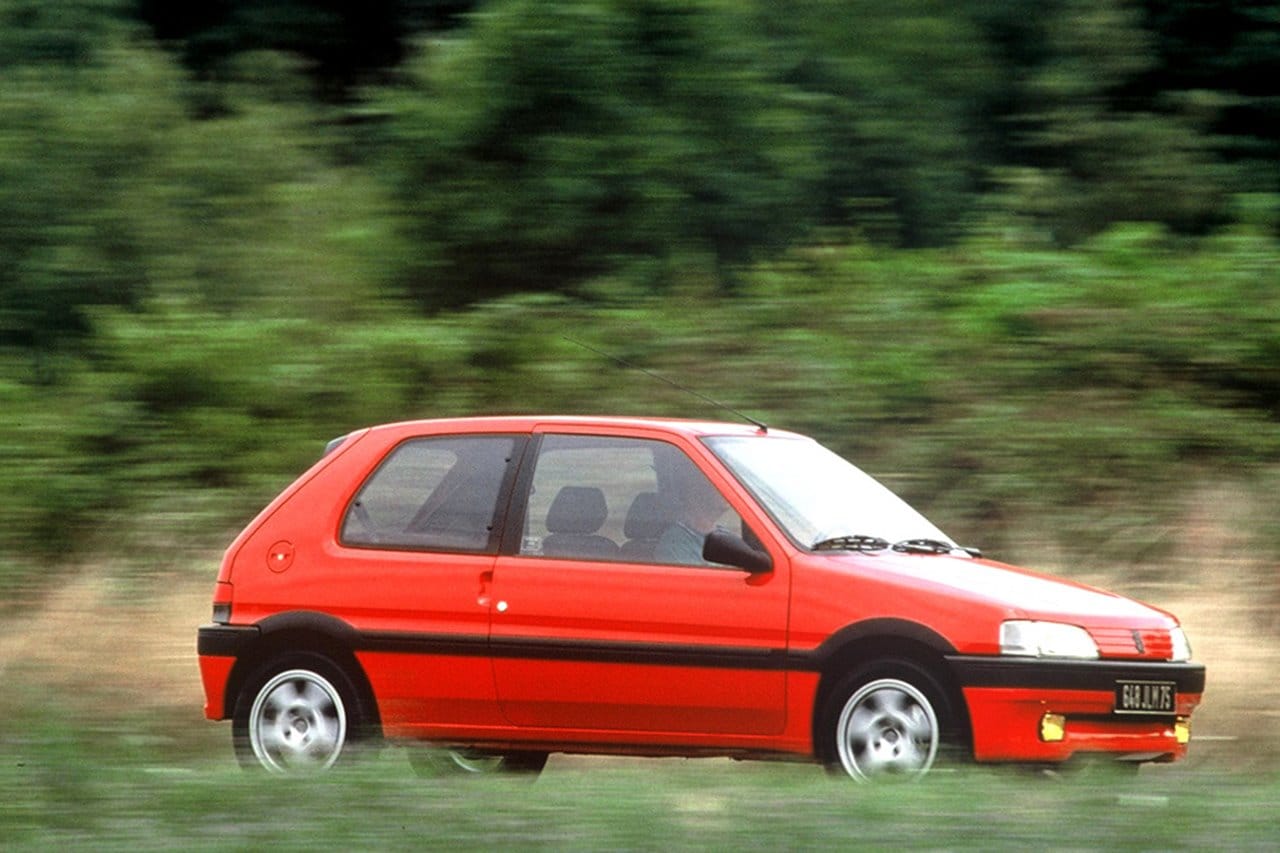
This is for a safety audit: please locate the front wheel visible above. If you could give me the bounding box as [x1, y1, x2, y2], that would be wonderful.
[232, 653, 368, 773]
[819, 661, 954, 782]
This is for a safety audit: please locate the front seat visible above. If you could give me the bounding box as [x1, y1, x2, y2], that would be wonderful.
[541, 486, 619, 559]
[619, 491, 668, 561]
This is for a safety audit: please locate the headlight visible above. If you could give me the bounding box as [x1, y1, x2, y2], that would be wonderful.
[1169, 626, 1193, 662]
[1000, 620, 1099, 659]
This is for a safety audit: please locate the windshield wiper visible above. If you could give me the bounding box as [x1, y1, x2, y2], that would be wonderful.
[812, 534, 890, 552]
[892, 538, 982, 557]
[812, 535, 982, 557]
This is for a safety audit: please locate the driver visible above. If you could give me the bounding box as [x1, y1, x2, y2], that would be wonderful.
[655, 473, 730, 566]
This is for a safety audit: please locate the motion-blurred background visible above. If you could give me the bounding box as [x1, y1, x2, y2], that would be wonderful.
[1, 2, 1278, 842]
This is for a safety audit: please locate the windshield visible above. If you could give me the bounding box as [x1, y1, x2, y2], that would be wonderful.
[704, 435, 954, 550]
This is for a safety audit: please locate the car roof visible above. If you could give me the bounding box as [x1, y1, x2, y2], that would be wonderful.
[359, 415, 802, 440]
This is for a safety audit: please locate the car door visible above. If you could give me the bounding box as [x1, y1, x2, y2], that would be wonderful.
[488, 429, 790, 736]
[325, 432, 525, 734]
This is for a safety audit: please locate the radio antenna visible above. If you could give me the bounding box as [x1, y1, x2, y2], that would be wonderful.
[562, 335, 767, 432]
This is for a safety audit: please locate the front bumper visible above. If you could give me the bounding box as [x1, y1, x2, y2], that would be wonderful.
[947, 656, 1205, 763]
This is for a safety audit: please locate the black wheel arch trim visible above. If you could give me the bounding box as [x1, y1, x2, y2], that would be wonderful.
[255, 610, 362, 645]
[207, 613, 386, 731]
[197, 612, 360, 659]
[946, 656, 1206, 694]
[800, 618, 958, 668]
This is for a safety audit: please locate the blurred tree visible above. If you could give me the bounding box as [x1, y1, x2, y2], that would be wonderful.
[1135, 0, 1280, 194]
[375, 0, 819, 305]
[977, 0, 1230, 242]
[0, 1, 165, 355]
[755, 0, 1001, 247]
[136, 0, 477, 99]
[0, 0, 126, 67]
[1, 1, 397, 360]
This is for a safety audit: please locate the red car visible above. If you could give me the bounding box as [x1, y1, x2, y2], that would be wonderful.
[197, 416, 1204, 779]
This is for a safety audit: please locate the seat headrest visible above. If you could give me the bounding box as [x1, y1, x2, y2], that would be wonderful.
[546, 486, 609, 534]
[623, 492, 667, 539]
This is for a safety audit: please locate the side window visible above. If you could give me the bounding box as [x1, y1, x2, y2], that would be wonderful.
[341, 435, 518, 552]
[519, 434, 742, 566]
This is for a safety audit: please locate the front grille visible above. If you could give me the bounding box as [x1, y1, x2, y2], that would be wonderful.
[1135, 628, 1174, 660]
[1088, 627, 1173, 660]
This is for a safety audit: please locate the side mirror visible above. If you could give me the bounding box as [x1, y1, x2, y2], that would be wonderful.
[703, 529, 773, 573]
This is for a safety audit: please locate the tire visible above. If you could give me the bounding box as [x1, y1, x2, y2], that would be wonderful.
[232, 653, 370, 773]
[408, 747, 549, 778]
[818, 660, 954, 782]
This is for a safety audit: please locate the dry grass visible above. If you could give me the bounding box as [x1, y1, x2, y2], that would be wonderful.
[0, 566, 209, 721]
[1, 486, 1273, 769]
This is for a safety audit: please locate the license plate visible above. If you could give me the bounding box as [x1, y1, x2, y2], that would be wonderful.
[1115, 680, 1177, 715]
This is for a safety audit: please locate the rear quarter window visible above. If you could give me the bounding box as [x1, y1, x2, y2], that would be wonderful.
[340, 435, 519, 553]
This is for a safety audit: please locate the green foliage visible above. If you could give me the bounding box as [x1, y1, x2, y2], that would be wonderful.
[1137, 0, 1280, 187]
[9, 222, 1280, 585]
[0, 373, 111, 562]
[0, 18, 178, 350]
[758, 0, 1001, 245]
[0, 0, 129, 69]
[986, 0, 1232, 242]
[3, 0, 1280, 596]
[136, 0, 477, 96]
[375, 0, 819, 304]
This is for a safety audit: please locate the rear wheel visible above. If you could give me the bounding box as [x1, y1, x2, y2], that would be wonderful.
[819, 660, 954, 782]
[233, 653, 369, 773]
[408, 747, 549, 778]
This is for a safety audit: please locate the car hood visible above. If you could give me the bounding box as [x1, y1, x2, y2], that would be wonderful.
[840, 551, 1174, 627]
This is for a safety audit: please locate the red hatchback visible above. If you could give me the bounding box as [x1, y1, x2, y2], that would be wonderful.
[197, 416, 1204, 779]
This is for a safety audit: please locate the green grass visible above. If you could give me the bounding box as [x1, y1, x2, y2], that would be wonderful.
[3, 719, 1277, 851]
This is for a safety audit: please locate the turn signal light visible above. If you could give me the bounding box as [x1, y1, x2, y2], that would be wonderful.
[1175, 717, 1191, 745]
[1040, 713, 1067, 742]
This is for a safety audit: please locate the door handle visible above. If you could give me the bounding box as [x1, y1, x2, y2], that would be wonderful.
[477, 570, 493, 607]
